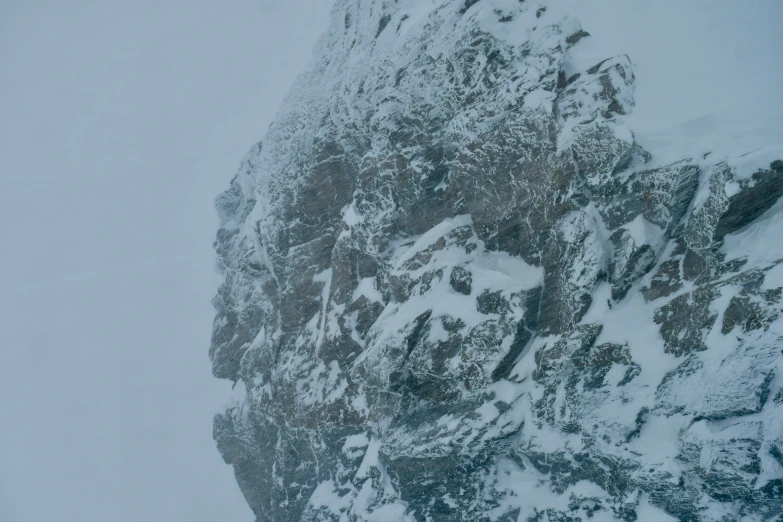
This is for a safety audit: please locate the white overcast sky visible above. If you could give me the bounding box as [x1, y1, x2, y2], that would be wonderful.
[0, 0, 781, 521]
[0, 1, 333, 521]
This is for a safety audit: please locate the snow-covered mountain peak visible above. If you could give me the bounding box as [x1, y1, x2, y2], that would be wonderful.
[211, 1, 783, 520]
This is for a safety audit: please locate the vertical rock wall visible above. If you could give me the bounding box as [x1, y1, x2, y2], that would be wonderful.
[211, 1, 783, 520]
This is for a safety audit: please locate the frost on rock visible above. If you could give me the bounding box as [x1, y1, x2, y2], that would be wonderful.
[210, 1, 783, 520]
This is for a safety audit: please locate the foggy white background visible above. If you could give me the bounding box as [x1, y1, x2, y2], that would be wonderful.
[0, 1, 333, 520]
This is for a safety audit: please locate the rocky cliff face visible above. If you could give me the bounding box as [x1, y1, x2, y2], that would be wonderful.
[210, 1, 783, 520]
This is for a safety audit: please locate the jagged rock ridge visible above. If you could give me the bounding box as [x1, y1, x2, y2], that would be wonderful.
[210, 1, 783, 520]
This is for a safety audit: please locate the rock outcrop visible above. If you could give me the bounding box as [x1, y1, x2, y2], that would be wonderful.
[210, 1, 783, 520]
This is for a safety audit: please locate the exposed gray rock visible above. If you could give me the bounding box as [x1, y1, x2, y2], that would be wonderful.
[210, 1, 783, 520]
[715, 161, 783, 241]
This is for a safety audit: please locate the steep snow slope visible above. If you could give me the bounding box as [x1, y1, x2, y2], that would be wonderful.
[211, 1, 783, 520]
[562, 0, 783, 174]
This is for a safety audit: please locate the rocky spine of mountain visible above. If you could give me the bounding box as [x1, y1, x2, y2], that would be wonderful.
[209, 1, 783, 520]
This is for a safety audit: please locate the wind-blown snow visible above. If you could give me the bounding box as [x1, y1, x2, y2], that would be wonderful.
[560, 0, 783, 171]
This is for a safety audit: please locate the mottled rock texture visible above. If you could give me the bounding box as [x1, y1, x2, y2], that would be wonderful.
[210, 1, 783, 520]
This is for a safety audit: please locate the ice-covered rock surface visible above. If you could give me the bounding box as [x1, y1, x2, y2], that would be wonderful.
[210, 1, 783, 520]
